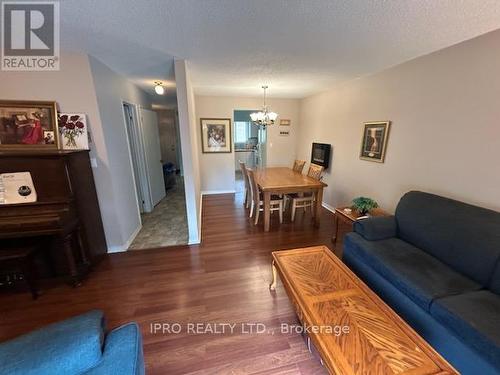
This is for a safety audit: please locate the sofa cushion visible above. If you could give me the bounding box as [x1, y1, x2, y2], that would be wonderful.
[344, 233, 481, 311]
[489, 260, 500, 295]
[395, 191, 500, 286]
[0, 310, 105, 375]
[430, 291, 500, 369]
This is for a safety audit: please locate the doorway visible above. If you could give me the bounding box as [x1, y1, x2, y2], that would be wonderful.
[233, 110, 266, 193]
[123, 103, 188, 249]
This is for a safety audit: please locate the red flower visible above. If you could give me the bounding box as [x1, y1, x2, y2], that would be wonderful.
[70, 115, 80, 122]
[59, 115, 68, 126]
[76, 121, 84, 129]
[66, 122, 76, 130]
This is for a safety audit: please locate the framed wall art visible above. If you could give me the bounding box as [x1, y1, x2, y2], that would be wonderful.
[58, 113, 90, 150]
[0, 100, 59, 149]
[200, 118, 232, 153]
[360, 121, 391, 163]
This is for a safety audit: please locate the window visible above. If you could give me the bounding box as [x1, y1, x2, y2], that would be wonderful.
[234, 121, 249, 143]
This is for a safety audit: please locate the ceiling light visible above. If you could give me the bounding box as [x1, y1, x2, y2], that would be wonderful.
[250, 86, 278, 128]
[154, 81, 165, 95]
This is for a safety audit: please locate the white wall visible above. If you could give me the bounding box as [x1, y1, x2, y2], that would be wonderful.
[88, 56, 154, 251]
[296, 29, 500, 213]
[194, 96, 300, 193]
[175, 60, 201, 244]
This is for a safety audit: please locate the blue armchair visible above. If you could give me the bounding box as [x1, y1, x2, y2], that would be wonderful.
[0, 310, 144, 375]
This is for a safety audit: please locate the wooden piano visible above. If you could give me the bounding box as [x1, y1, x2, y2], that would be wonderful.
[0, 150, 107, 285]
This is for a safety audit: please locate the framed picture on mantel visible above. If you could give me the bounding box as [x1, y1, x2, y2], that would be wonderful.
[58, 113, 90, 150]
[360, 121, 391, 163]
[0, 100, 59, 149]
[200, 118, 232, 153]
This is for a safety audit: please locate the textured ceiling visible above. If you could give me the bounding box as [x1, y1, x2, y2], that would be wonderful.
[60, 0, 500, 99]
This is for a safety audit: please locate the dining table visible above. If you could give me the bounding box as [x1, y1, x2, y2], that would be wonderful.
[253, 167, 328, 232]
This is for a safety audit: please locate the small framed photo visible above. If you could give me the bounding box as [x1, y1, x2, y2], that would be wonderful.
[280, 119, 291, 126]
[43, 131, 55, 144]
[360, 121, 391, 163]
[200, 118, 232, 153]
[0, 100, 59, 149]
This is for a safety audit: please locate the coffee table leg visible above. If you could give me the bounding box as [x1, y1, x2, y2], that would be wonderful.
[269, 260, 277, 290]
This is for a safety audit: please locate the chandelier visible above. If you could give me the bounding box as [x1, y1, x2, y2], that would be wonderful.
[250, 86, 278, 128]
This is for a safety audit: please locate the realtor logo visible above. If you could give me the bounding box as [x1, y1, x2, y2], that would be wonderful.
[1, 1, 60, 71]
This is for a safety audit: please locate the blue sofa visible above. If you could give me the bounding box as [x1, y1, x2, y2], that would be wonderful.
[343, 191, 500, 375]
[0, 310, 144, 375]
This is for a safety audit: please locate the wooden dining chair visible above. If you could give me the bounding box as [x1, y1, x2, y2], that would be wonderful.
[282, 160, 307, 208]
[239, 161, 251, 208]
[289, 163, 324, 222]
[292, 159, 306, 173]
[306, 163, 324, 180]
[247, 169, 284, 225]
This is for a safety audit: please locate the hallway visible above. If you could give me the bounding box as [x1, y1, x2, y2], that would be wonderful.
[129, 176, 188, 250]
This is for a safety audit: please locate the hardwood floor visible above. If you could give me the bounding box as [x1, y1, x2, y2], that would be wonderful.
[0, 192, 335, 374]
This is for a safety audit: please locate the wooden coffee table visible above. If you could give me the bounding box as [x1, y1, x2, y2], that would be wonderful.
[270, 246, 458, 375]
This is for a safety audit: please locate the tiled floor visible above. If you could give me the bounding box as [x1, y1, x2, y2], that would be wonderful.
[129, 176, 188, 250]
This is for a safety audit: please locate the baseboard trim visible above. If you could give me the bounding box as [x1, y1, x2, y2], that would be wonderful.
[201, 190, 236, 195]
[107, 224, 142, 253]
[322, 202, 336, 213]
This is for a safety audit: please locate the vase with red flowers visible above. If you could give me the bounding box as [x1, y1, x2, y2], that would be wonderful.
[58, 113, 87, 149]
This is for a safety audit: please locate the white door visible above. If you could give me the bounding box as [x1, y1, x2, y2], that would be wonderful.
[141, 109, 166, 207]
[123, 104, 145, 213]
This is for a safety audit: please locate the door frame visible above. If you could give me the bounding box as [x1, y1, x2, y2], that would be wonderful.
[122, 101, 154, 214]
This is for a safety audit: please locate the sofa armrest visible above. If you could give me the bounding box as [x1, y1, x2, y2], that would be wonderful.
[0, 310, 105, 375]
[354, 216, 397, 241]
[83, 322, 144, 375]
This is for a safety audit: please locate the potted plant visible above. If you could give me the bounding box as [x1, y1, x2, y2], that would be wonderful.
[352, 197, 378, 215]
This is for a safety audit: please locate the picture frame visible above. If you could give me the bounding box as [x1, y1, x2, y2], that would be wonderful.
[200, 118, 232, 153]
[360, 121, 391, 163]
[58, 113, 90, 150]
[0, 100, 59, 149]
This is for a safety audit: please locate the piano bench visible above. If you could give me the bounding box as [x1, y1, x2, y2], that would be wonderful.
[0, 245, 40, 300]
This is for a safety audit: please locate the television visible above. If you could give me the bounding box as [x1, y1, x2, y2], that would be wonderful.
[311, 143, 331, 169]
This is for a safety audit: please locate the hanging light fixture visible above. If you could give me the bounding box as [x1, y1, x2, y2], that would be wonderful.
[154, 81, 165, 95]
[250, 85, 278, 128]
